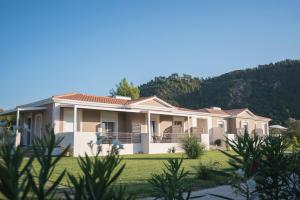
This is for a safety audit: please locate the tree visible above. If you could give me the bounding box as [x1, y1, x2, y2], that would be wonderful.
[110, 78, 140, 99]
[286, 118, 300, 140]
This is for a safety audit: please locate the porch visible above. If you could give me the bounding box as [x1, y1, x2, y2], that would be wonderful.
[56, 106, 210, 156]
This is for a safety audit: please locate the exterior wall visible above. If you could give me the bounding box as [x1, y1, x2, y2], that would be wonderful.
[148, 143, 183, 154]
[126, 113, 147, 133]
[196, 118, 208, 133]
[228, 118, 237, 134]
[31, 103, 53, 136]
[117, 112, 125, 132]
[211, 116, 228, 132]
[159, 115, 172, 134]
[82, 109, 100, 132]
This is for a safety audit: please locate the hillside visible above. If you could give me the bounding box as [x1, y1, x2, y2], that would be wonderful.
[139, 59, 300, 124]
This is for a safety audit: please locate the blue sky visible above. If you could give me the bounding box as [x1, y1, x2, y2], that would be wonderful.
[0, 0, 299, 109]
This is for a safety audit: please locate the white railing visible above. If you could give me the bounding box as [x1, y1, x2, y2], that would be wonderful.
[152, 132, 201, 143]
[93, 132, 141, 144]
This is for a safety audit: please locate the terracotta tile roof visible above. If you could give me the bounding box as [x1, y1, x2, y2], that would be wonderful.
[54, 93, 130, 105]
[224, 108, 247, 115]
[197, 108, 229, 115]
[54, 93, 163, 106]
[176, 106, 198, 112]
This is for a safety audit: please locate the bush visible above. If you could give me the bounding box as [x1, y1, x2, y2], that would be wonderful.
[196, 161, 221, 180]
[181, 136, 205, 159]
[148, 158, 191, 199]
[214, 139, 222, 146]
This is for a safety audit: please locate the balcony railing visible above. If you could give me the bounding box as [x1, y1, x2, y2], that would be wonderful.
[98, 132, 141, 144]
[152, 132, 201, 143]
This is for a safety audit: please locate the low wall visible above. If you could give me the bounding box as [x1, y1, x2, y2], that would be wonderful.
[201, 134, 210, 150]
[73, 132, 142, 157]
[148, 143, 183, 154]
[56, 132, 74, 148]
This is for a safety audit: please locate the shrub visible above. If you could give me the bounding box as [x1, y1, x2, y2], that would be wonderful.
[66, 146, 134, 200]
[28, 125, 70, 199]
[214, 139, 222, 146]
[181, 136, 205, 159]
[219, 130, 264, 199]
[196, 161, 221, 180]
[0, 130, 33, 200]
[255, 136, 293, 200]
[148, 158, 191, 200]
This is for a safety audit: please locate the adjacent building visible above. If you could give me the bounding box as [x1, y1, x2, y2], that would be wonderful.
[0, 93, 271, 156]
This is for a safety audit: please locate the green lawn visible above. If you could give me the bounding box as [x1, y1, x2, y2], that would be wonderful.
[34, 150, 233, 197]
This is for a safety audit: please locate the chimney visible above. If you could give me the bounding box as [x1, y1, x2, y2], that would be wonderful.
[210, 107, 221, 110]
[113, 95, 132, 100]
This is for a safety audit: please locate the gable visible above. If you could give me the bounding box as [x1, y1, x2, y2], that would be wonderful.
[238, 110, 255, 118]
[138, 99, 171, 108]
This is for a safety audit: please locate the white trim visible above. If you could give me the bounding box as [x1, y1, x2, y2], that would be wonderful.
[17, 98, 53, 108]
[1, 107, 47, 115]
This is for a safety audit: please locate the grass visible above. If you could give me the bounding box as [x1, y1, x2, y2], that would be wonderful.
[32, 150, 233, 197]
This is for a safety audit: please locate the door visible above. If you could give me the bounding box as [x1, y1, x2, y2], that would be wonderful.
[63, 108, 74, 132]
[23, 117, 32, 145]
[151, 121, 156, 136]
[34, 114, 43, 138]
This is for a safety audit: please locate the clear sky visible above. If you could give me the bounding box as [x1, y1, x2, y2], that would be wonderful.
[0, 0, 299, 109]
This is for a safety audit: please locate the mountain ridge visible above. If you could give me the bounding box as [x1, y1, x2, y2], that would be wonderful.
[139, 59, 300, 124]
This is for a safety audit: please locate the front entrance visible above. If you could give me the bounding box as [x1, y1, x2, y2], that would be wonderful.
[34, 114, 43, 139]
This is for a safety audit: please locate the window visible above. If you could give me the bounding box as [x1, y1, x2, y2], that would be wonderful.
[151, 121, 156, 135]
[217, 120, 224, 128]
[102, 122, 115, 133]
[174, 121, 183, 126]
[242, 121, 248, 130]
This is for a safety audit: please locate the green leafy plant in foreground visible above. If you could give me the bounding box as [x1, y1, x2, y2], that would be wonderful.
[219, 130, 263, 200]
[28, 125, 70, 200]
[0, 130, 33, 200]
[255, 136, 292, 200]
[148, 158, 193, 200]
[66, 146, 134, 200]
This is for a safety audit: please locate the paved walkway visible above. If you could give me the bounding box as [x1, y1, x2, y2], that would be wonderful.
[143, 185, 245, 200]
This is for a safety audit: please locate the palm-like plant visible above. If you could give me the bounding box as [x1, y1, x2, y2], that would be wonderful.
[66, 146, 134, 200]
[28, 125, 69, 200]
[0, 130, 33, 200]
[219, 130, 263, 200]
[148, 158, 192, 200]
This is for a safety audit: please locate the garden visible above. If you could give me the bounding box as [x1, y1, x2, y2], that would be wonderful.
[0, 127, 299, 199]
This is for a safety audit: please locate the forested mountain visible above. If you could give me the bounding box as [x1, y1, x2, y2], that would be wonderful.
[139, 60, 300, 124]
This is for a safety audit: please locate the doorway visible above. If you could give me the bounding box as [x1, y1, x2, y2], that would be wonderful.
[34, 114, 43, 139]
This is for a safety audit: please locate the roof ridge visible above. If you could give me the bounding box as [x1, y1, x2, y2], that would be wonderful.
[53, 93, 78, 98]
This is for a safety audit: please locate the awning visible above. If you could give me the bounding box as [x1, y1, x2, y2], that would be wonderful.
[269, 125, 288, 130]
[0, 107, 47, 115]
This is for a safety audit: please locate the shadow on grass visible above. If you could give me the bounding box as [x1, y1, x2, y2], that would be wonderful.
[122, 156, 186, 161]
[116, 172, 231, 198]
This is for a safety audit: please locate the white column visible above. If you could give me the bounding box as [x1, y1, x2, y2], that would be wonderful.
[73, 105, 77, 133]
[73, 105, 78, 156]
[147, 111, 151, 136]
[52, 103, 60, 134]
[187, 116, 191, 137]
[15, 108, 21, 147]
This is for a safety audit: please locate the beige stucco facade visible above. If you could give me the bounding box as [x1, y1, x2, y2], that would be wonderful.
[2, 94, 270, 156]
